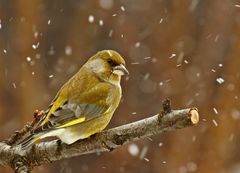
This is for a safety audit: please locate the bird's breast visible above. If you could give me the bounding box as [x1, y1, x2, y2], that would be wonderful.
[106, 85, 122, 112]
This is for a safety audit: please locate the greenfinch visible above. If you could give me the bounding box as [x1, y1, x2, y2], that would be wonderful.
[19, 50, 128, 149]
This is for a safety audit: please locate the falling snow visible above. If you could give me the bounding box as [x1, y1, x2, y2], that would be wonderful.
[120, 6, 125, 11]
[32, 42, 40, 50]
[159, 18, 163, 24]
[144, 158, 150, 162]
[65, 45, 72, 56]
[131, 62, 140, 65]
[108, 29, 113, 37]
[169, 53, 176, 59]
[216, 77, 224, 84]
[12, 83, 16, 89]
[135, 42, 141, 48]
[128, 144, 139, 156]
[213, 107, 218, 114]
[88, 15, 94, 23]
[99, 19, 104, 26]
[2, 2, 240, 173]
[144, 56, 151, 60]
[49, 74, 54, 78]
[139, 146, 148, 160]
[26, 57, 31, 62]
[34, 31, 39, 38]
[212, 119, 218, 127]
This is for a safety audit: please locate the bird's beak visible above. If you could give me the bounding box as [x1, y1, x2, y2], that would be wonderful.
[113, 64, 129, 76]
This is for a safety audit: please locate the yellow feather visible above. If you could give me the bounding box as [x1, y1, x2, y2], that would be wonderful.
[57, 117, 86, 128]
[41, 96, 67, 125]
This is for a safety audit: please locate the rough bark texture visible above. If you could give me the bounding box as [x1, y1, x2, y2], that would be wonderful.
[0, 101, 199, 173]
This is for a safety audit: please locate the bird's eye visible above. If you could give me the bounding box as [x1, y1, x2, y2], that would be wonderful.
[107, 59, 118, 66]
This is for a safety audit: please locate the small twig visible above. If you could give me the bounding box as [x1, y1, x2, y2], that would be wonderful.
[162, 98, 171, 114]
[5, 110, 44, 146]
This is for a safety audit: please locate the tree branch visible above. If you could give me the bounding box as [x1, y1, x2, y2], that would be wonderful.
[0, 102, 199, 172]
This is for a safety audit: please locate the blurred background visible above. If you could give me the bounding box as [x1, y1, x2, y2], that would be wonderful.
[0, 0, 240, 172]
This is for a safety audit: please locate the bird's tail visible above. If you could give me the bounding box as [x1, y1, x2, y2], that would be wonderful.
[18, 133, 41, 149]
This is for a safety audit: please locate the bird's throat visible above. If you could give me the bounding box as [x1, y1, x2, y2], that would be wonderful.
[108, 74, 121, 86]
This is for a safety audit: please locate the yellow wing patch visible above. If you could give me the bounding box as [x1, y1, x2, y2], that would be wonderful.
[57, 117, 86, 128]
[41, 96, 67, 126]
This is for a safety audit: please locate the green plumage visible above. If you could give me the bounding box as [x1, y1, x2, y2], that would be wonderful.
[19, 50, 128, 149]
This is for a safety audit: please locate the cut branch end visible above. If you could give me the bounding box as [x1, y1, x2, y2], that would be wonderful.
[189, 108, 199, 124]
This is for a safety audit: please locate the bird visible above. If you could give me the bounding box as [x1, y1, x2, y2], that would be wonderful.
[19, 50, 129, 149]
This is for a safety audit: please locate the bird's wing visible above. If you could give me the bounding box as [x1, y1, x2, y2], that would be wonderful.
[32, 83, 112, 134]
[34, 91, 67, 128]
[33, 102, 107, 134]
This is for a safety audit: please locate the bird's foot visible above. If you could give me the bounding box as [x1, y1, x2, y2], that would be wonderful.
[102, 141, 114, 152]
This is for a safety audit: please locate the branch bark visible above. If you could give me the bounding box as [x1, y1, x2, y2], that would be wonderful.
[0, 101, 199, 172]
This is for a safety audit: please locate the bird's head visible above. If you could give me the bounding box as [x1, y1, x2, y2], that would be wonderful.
[85, 50, 129, 85]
